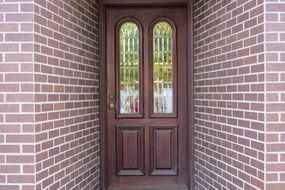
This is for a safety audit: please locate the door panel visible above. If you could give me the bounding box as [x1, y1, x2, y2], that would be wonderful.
[150, 125, 177, 176]
[116, 126, 144, 176]
[106, 6, 188, 189]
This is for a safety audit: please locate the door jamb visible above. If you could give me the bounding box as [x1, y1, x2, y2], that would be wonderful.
[99, 0, 107, 189]
[187, 0, 194, 189]
[99, 1, 194, 189]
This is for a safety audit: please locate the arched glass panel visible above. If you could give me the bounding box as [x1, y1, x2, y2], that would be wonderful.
[119, 22, 140, 114]
[153, 21, 174, 114]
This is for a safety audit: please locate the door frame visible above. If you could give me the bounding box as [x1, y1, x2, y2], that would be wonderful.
[99, 1, 194, 189]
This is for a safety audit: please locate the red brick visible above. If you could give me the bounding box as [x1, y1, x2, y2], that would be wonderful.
[5, 53, 33, 62]
[0, 166, 20, 173]
[7, 175, 34, 183]
[0, 125, 21, 133]
[6, 13, 33, 22]
[0, 84, 19, 92]
[6, 135, 34, 143]
[0, 24, 18, 32]
[6, 94, 33, 102]
[21, 4, 34, 12]
[7, 155, 34, 163]
[0, 44, 19, 52]
[0, 186, 19, 190]
[5, 33, 33, 42]
[5, 73, 33, 82]
[267, 183, 285, 190]
[0, 4, 18, 12]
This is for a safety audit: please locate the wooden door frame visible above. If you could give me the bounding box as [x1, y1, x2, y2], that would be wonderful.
[99, 1, 194, 189]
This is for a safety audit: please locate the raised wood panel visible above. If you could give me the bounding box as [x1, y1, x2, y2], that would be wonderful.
[116, 125, 144, 176]
[150, 125, 178, 176]
[156, 131, 172, 169]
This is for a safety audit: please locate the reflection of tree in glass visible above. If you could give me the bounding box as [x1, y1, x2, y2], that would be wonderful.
[119, 22, 140, 114]
[120, 22, 139, 87]
[153, 22, 173, 113]
[119, 21, 174, 114]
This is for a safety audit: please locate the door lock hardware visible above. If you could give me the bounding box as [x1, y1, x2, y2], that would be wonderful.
[108, 102, 115, 110]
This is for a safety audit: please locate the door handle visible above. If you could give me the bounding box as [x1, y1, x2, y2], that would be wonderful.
[108, 102, 115, 110]
[108, 94, 115, 110]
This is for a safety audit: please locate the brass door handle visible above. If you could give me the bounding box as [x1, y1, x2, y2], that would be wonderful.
[108, 102, 115, 110]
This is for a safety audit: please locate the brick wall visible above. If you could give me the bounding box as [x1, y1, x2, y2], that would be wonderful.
[265, 1, 285, 189]
[0, 1, 36, 189]
[33, 0, 100, 189]
[0, 0, 100, 189]
[2, 0, 285, 189]
[194, 0, 265, 189]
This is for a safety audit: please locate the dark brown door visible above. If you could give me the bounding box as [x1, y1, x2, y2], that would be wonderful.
[106, 6, 188, 189]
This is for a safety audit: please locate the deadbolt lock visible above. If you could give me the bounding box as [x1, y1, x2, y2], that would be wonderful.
[109, 95, 115, 100]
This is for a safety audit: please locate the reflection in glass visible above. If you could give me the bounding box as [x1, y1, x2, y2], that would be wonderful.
[153, 22, 173, 113]
[119, 22, 140, 114]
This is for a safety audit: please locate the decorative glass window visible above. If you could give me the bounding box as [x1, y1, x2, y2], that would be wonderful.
[153, 21, 174, 114]
[119, 22, 141, 114]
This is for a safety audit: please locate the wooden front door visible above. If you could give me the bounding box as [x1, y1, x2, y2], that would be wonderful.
[106, 6, 189, 189]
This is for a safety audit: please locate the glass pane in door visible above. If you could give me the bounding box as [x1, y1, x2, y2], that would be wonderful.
[153, 22, 174, 114]
[119, 22, 140, 114]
